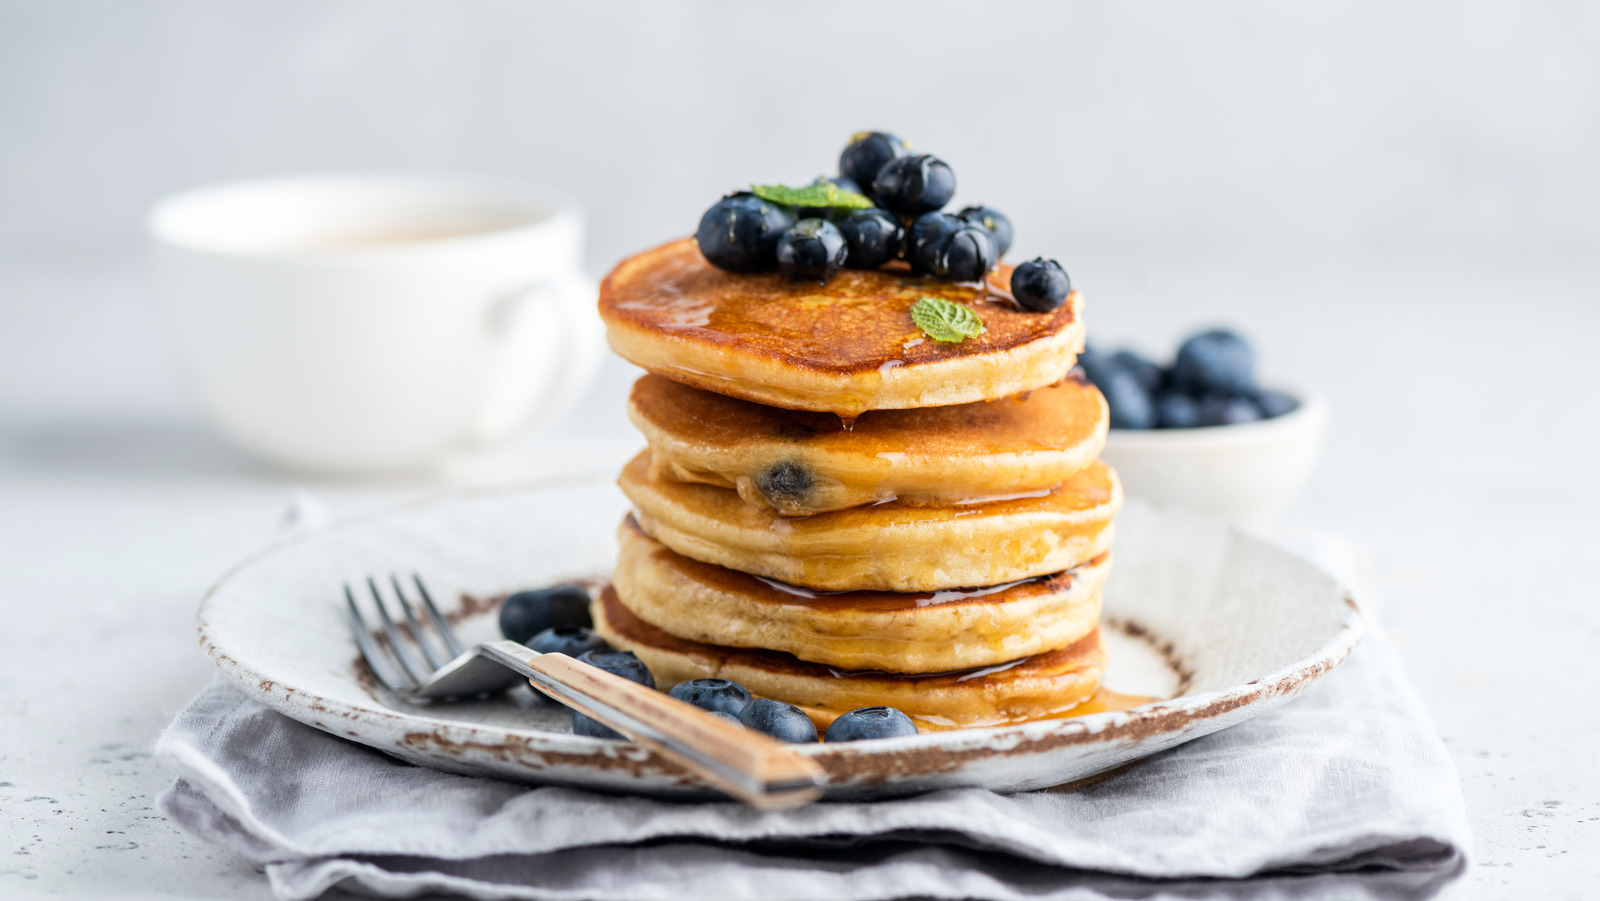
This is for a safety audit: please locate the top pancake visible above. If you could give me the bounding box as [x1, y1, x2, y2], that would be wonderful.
[599, 238, 1085, 416]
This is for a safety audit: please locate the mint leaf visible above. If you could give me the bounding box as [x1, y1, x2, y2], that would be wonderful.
[910, 296, 984, 343]
[750, 183, 874, 210]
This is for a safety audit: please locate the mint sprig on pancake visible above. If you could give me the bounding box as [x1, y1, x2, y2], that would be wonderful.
[750, 183, 874, 210]
[910, 296, 984, 343]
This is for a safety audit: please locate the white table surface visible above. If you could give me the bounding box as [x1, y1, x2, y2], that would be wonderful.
[2, 249, 1596, 900]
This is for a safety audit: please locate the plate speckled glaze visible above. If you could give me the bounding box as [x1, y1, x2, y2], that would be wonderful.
[198, 476, 1361, 799]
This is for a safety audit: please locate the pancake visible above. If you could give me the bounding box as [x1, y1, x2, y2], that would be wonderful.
[619, 449, 1120, 592]
[630, 373, 1109, 516]
[593, 585, 1106, 732]
[612, 516, 1109, 673]
[599, 238, 1085, 417]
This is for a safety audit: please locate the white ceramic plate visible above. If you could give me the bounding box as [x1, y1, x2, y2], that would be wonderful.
[198, 476, 1361, 799]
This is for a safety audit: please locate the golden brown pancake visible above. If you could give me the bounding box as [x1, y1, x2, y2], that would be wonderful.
[618, 449, 1120, 592]
[630, 373, 1108, 516]
[599, 238, 1085, 417]
[593, 585, 1106, 732]
[611, 516, 1109, 673]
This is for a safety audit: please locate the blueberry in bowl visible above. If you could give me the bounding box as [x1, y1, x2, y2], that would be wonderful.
[667, 678, 753, 717]
[499, 584, 592, 644]
[695, 192, 797, 273]
[1081, 329, 1327, 525]
[824, 706, 919, 742]
[776, 219, 848, 283]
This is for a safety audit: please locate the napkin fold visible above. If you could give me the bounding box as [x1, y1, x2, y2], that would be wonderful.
[157, 630, 1467, 901]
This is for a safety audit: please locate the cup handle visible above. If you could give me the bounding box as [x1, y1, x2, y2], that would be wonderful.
[467, 272, 603, 444]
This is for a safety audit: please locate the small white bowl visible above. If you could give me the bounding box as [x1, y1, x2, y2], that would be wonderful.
[1100, 390, 1329, 528]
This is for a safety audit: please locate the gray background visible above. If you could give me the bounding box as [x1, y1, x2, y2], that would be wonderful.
[2, 3, 1598, 900]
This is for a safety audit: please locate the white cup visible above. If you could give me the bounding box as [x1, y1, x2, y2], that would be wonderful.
[150, 174, 603, 474]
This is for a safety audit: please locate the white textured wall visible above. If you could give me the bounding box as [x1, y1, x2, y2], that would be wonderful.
[3, 0, 1597, 271]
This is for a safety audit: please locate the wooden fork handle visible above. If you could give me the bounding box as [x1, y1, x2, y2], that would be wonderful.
[480, 642, 826, 808]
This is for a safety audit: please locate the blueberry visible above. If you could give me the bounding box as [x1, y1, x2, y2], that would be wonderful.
[695, 192, 797, 273]
[1100, 368, 1157, 430]
[739, 698, 819, 744]
[872, 154, 956, 216]
[527, 626, 609, 657]
[1154, 392, 1203, 429]
[708, 711, 744, 726]
[907, 212, 995, 281]
[499, 584, 592, 644]
[1199, 394, 1263, 427]
[667, 678, 753, 716]
[571, 711, 623, 739]
[824, 706, 918, 742]
[575, 649, 655, 688]
[799, 175, 863, 218]
[1110, 350, 1162, 395]
[757, 460, 813, 506]
[776, 219, 848, 283]
[1010, 258, 1071, 312]
[835, 208, 903, 269]
[1074, 345, 1120, 391]
[570, 649, 656, 739]
[1169, 329, 1255, 396]
[1252, 389, 1299, 419]
[838, 132, 907, 199]
[955, 205, 1013, 258]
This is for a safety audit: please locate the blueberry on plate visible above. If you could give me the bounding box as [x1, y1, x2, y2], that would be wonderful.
[695, 192, 797, 273]
[1199, 394, 1263, 427]
[1154, 391, 1204, 429]
[1169, 329, 1255, 396]
[838, 132, 907, 198]
[526, 625, 609, 657]
[1110, 350, 1162, 395]
[872, 154, 956, 216]
[1252, 388, 1299, 419]
[955, 205, 1013, 258]
[907, 212, 995, 281]
[1010, 258, 1071, 312]
[668, 678, 753, 716]
[1101, 368, 1157, 430]
[499, 584, 592, 644]
[570, 649, 656, 739]
[776, 219, 849, 283]
[824, 706, 919, 742]
[575, 649, 655, 688]
[739, 698, 819, 744]
[835, 207, 904, 269]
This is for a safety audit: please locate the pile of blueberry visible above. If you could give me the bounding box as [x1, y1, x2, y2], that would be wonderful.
[1078, 329, 1299, 430]
[499, 585, 920, 742]
[695, 131, 1073, 313]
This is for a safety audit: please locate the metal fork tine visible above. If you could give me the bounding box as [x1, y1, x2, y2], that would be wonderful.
[412, 574, 466, 658]
[390, 574, 449, 670]
[344, 585, 418, 692]
[366, 576, 433, 685]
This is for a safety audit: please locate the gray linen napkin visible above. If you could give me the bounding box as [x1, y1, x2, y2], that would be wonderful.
[155, 630, 1468, 901]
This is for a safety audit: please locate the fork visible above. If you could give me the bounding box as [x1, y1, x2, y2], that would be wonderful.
[344, 574, 827, 809]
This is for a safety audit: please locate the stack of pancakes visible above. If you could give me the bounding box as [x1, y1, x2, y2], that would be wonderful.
[595, 238, 1122, 732]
